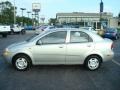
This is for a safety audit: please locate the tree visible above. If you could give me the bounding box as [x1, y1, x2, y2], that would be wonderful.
[0, 1, 33, 26]
[16, 16, 33, 26]
[0, 1, 14, 24]
[49, 18, 57, 25]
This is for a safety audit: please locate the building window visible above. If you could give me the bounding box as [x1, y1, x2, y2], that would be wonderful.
[97, 22, 101, 29]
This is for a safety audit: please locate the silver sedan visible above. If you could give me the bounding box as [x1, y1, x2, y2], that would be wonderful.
[3, 28, 114, 71]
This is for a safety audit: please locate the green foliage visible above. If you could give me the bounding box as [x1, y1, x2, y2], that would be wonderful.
[49, 18, 57, 25]
[0, 1, 33, 25]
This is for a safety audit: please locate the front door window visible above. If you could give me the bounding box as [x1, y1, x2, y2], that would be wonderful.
[40, 31, 67, 44]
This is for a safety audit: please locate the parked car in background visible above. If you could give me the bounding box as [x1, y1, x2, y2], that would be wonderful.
[80, 27, 98, 34]
[103, 28, 120, 40]
[3, 28, 114, 71]
[0, 25, 11, 38]
[24, 25, 36, 30]
[10, 24, 26, 34]
[35, 25, 55, 34]
[55, 25, 80, 28]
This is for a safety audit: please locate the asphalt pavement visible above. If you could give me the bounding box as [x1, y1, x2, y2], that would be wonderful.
[0, 31, 120, 90]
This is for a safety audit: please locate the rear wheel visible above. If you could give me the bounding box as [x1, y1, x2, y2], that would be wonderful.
[21, 29, 26, 35]
[10, 29, 14, 34]
[85, 55, 102, 71]
[13, 54, 31, 71]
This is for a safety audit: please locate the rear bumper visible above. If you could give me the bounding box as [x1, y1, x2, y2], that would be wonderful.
[103, 51, 114, 62]
[0, 31, 10, 34]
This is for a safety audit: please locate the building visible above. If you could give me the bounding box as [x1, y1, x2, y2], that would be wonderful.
[56, 12, 117, 30]
[109, 17, 120, 28]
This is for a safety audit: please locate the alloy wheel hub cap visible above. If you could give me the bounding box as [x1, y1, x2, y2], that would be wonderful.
[88, 58, 99, 70]
[16, 58, 27, 69]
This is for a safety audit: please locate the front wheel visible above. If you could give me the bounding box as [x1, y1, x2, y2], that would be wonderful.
[85, 55, 102, 71]
[12, 55, 31, 71]
[21, 29, 26, 35]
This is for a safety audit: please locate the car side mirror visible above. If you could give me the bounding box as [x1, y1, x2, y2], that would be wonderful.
[37, 40, 42, 45]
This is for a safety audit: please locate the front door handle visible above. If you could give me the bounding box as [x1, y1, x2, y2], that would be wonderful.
[87, 45, 91, 47]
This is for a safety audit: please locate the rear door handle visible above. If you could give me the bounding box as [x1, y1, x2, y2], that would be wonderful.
[59, 46, 63, 48]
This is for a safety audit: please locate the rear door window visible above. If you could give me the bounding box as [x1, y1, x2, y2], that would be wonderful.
[70, 31, 93, 43]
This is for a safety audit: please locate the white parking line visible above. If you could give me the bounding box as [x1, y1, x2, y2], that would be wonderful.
[112, 59, 120, 66]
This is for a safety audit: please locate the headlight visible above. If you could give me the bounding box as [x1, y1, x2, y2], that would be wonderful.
[3, 48, 11, 56]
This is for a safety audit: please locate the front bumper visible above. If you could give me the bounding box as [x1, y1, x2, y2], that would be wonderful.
[2, 50, 13, 64]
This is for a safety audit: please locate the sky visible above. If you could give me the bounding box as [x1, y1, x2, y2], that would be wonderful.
[1, 0, 120, 22]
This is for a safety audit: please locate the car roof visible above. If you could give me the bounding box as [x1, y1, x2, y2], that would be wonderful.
[42, 28, 97, 36]
[49, 28, 85, 31]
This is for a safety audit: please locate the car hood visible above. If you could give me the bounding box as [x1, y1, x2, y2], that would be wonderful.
[7, 41, 30, 51]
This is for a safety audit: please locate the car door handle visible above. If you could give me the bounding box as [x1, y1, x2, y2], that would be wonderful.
[87, 45, 91, 47]
[59, 46, 64, 48]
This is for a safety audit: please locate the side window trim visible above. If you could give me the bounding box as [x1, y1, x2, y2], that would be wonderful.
[37, 31, 67, 45]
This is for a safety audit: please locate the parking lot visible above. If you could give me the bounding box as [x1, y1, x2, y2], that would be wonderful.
[0, 31, 120, 90]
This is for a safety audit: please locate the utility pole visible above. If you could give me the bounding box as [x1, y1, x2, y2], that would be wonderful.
[20, 8, 26, 26]
[27, 11, 31, 25]
[100, 0, 104, 29]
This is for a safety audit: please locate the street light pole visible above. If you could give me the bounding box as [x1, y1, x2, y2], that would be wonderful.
[27, 11, 31, 25]
[27, 11, 31, 18]
[20, 8, 26, 26]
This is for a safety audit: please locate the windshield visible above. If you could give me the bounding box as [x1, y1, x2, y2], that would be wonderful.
[26, 30, 49, 42]
[26, 34, 38, 42]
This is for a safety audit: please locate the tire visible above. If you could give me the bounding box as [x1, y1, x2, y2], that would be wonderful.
[12, 54, 32, 71]
[2, 34, 7, 38]
[115, 36, 118, 40]
[21, 29, 26, 35]
[10, 29, 14, 34]
[85, 55, 102, 71]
